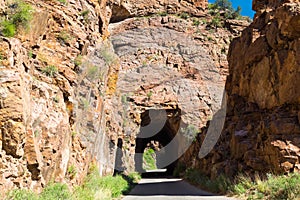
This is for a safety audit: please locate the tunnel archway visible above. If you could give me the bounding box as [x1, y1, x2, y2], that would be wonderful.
[135, 108, 181, 176]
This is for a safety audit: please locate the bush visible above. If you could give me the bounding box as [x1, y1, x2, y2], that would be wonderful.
[173, 162, 186, 177]
[157, 11, 168, 16]
[126, 172, 141, 184]
[100, 45, 117, 66]
[74, 55, 83, 66]
[143, 148, 157, 170]
[244, 173, 300, 200]
[5, 189, 38, 200]
[41, 65, 58, 77]
[81, 165, 129, 199]
[1, 21, 16, 37]
[0, 0, 33, 37]
[179, 12, 189, 19]
[57, 31, 72, 45]
[208, 0, 241, 20]
[57, 0, 67, 5]
[40, 183, 71, 200]
[185, 169, 300, 199]
[86, 65, 99, 80]
[210, 15, 222, 28]
[193, 18, 200, 26]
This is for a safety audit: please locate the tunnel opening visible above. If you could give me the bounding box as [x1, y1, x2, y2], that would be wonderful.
[135, 108, 181, 177]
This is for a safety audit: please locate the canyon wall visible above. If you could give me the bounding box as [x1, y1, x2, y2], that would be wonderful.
[0, 0, 116, 193]
[0, 0, 216, 193]
[183, 0, 300, 178]
[3, 0, 296, 194]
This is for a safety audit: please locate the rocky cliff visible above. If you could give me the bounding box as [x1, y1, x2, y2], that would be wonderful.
[183, 0, 300, 178]
[1, 0, 245, 193]
[3, 0, 293, 194]
[0, 0, 116, 193]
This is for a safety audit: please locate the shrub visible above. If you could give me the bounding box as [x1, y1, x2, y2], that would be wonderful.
[41, 65, 58, 77]
[208, 14, 222, 29]
[74, 55, 83, 66]
[127, 172, 141, 184]
[57, 31, 72, 45]
[79, 10, 89, 23]
[5, 189, 38, 200]
[57, 0, 67, 5]
[157, 11, 168, 16]
[208, 0, 242, 20]
[214, 0, 233, 11]
[185, 169, 300, 199]
[0, 0, 33, 37]
[11, 1, 33, 27]
[81, 165, 129, 199]
[40, 182, 71, 200]
[67, 164, 77, 178]
[179, 12, 189, 19]
[86, 65, 98, 80]
[173, 162, 186, 177]
[100, 45, 117, 66]
[1, 21, 16, 37]
[245, 173, 300, 200]
[193, 18, 200, 26]
[146, 91, 153, 99]
[143, 148, 156, 170]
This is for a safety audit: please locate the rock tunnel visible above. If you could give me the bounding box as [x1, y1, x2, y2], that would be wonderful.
[134, 108, 181, 175]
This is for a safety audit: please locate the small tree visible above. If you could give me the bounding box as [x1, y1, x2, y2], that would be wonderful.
[214, 0, 234, 12]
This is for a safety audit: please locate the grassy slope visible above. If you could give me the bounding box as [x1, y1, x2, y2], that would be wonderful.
[5, 167, 141, 200]
[184, 168, 300, 200]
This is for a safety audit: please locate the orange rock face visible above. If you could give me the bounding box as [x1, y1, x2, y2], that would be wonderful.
[185, 0, 300, 178]
[0, 0, 211, 193]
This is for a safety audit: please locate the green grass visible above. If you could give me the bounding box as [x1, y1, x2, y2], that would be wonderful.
[40, 183, 71, 200]
[57, 31, 72, 45]
[179, 12, 189, 19]
[237, 173, 300, 200]
[6, 189, 38, 200]
[193, 18, 200, 26]
[5, 165, 141, 200]
[74, 164, 130, 199]
[57, 0, 67, 5]
[86, 65, 99, 80]
[0, 0, 33, 37]
[1, 20, 16, 37]
[41, 65, 58, 77]
[100, 45, 117, 66]
[74, 55, 83, 66]
[157, 11, 168, 16]
[184, 168, 300, 200]
[143, 148, 157, 170]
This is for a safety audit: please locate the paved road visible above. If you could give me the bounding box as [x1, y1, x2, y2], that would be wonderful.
[122, 178, 235, 200]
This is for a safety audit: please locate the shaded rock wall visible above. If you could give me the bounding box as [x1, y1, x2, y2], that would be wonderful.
[184, 0, 300, 178]
[0, 0, 118, 193]
[0, 0, 212, 193]
[106, 14, 247, 172]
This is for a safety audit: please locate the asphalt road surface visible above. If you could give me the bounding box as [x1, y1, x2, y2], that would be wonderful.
[122, 178, 236, 200]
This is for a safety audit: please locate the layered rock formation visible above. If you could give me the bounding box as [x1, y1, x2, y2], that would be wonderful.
[106, 11, 249, 171]
[1, 0, 274, 194]
[1, 0, 230, 193]
[183, 0, 300, 178]
[0, 0, 115, 193]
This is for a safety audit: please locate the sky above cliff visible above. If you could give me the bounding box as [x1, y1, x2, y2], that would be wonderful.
[208, 0, 255, 18]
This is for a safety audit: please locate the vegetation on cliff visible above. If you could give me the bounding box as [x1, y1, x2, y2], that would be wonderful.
[5, 165, 141, 200]
[0, 0, 33, 37]
[184, 168, 300, 200]
[143, 148, 157, 170]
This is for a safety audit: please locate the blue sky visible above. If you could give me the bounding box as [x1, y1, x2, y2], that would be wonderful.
[208, 0, 255, 18]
